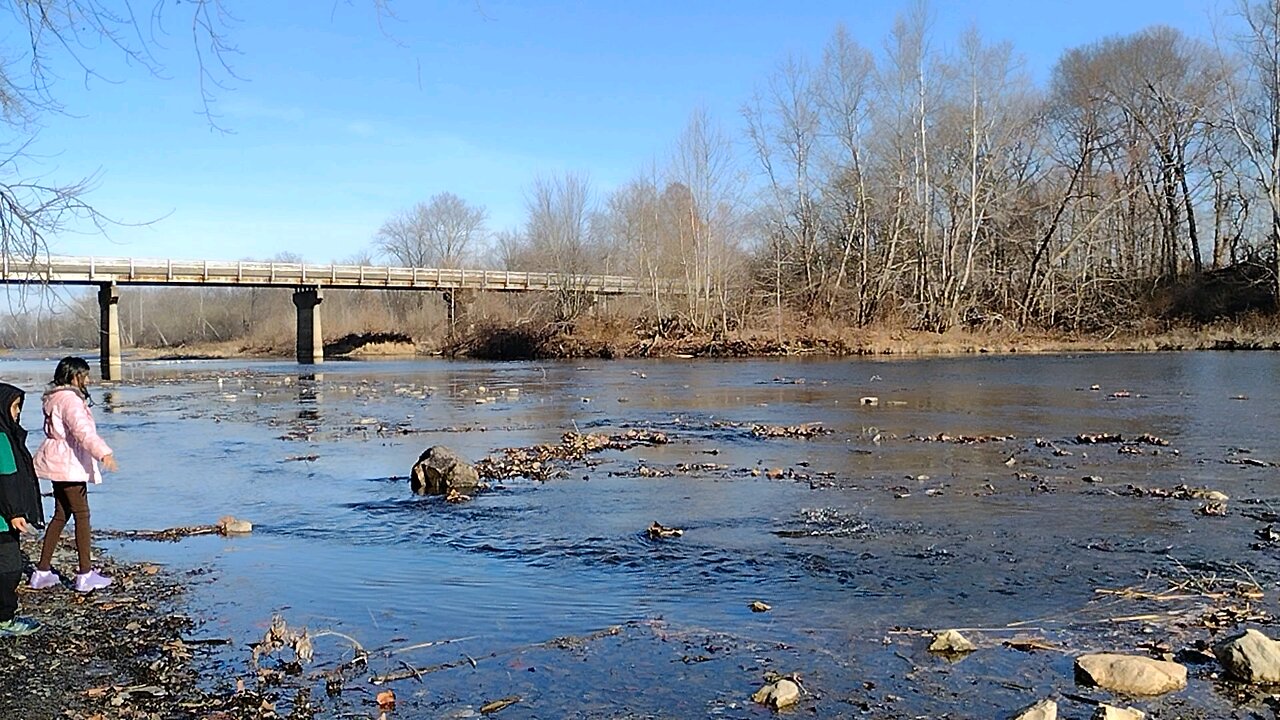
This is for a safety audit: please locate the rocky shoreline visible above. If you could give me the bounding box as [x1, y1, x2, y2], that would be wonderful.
[0, 536, 306, 720]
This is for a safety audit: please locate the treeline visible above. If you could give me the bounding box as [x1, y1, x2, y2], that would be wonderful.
[375, 3, 1280, 335]
[12, 3, 1280, 351]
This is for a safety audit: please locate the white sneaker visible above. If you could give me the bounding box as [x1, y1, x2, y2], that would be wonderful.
[28, 569, 59, 590]
[73, 570, 112, 593]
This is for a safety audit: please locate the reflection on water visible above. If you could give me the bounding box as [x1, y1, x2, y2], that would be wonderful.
[6, 351, 1279, 716]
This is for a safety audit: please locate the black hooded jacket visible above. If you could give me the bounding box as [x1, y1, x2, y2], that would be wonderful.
[0, 383, 43, 530]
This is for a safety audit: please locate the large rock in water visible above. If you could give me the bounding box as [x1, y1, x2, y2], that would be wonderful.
[1214, 628, 1280, 683]
[1074, 653, 1186, 696]
[410, 446, 480, 495]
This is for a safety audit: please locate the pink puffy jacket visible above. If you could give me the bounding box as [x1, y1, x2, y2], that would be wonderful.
[33, 387, 113, 485]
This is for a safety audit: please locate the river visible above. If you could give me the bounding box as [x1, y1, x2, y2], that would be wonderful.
[2, 351, 1276, 718]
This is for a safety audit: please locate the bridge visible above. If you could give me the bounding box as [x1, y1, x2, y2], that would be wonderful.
[1, 255, 654, 377]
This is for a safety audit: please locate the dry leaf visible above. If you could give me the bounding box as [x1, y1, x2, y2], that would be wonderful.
[376, 690, 396, 709]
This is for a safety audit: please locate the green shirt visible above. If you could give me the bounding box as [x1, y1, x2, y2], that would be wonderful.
[0, 433, 15, 532]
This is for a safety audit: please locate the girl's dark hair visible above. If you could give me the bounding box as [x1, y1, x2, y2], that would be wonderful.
[53, 356, 93, 405]
[53, 356, 90, 387]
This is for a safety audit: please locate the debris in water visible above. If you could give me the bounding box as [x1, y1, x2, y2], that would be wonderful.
[647, 521, 684, 539]
[752, 423, 830, 439]
[1076, 433, 1122, 444]
[480, 695, 521, 714]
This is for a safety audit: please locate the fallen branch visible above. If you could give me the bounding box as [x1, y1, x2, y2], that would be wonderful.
[386, 635, 479, 656]
[369, 625, 623, 685]
[98, 525, 222, 541]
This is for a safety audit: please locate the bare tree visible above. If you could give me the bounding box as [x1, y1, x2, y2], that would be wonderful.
[524, 172, 597, 320]
[743, 54, 822, 334]
[0, 0, 240, 278]
[815, 25, 879, 322]
[670, 108, 744, 332]
[1225, 0, 1280, 300]
[375, 192, 488, 269]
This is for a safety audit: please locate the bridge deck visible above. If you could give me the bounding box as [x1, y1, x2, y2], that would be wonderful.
[0, 256, 650, 294]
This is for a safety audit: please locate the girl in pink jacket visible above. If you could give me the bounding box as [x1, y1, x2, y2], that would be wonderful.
[28, 357, 119, 593]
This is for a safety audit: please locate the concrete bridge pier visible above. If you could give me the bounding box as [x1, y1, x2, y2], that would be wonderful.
[292, 287, 324, 365]
[98, 283, 121, 380]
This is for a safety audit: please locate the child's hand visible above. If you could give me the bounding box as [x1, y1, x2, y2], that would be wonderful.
[10, 517, 30, 535]
[101, 454, 119, 472]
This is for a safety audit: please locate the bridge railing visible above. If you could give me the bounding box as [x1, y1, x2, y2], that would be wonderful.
[1, 255, 666, 294]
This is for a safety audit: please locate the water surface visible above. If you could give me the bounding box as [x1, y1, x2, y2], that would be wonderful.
[4, 351, 1276, 717]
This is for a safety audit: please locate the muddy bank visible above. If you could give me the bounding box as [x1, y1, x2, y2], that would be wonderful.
[479, 320, 1280, 359]
[113, 319, 1280, 362]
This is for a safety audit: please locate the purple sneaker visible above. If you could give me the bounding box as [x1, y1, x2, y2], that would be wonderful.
[73, 570, 112, 593]
[28, 569, 59, 590]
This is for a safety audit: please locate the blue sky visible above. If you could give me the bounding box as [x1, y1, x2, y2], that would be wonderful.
[19, 0, 1218, 264]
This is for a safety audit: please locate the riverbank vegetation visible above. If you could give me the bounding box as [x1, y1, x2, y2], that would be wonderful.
[9, 4, 1280, 358]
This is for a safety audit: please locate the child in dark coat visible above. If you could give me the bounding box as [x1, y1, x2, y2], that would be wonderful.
[0, 382, 43, 636]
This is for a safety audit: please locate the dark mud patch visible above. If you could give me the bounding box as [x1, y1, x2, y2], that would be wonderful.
[323, 331, 415, 358]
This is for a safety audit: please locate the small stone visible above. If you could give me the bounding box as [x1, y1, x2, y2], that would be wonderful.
[1214, 628, 1280, 684]
[1197, 500, 1228, 516]
[1092, 705, 1144, 720]
[1010, 698, 1057, 720]
[928, 629, 976, 655]
[216, 516, 253, 535]
[1074, 653, 1186, 695]
[751, 679, 800, 709]
[1189, 488, 1229, 502]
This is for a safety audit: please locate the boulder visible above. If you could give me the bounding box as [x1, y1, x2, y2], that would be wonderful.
[751, 679, 800, 709]
[410, 446, 480, 495]
[1092, 705, 1145, 720]
[1009, 698, 1056, 720]
[928, 629, 976, 655]
[216, 515, 253, 535]
[1074, 653, 1186, 696]
[1214, 628, 1280, 683]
